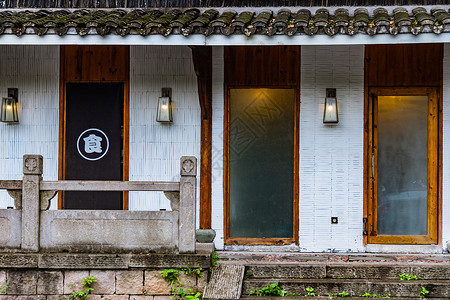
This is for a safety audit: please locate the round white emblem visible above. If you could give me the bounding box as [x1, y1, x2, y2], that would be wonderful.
[76, 128, 110, 161]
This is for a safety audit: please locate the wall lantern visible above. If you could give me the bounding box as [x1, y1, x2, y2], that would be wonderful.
[323, 88, 338, 124]
[1, 88, 19, 124]
[156, 88, 173, 123]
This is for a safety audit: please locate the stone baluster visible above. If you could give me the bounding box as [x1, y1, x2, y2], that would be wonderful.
[179, 156, 197, 253]
[21, 155, 43, 252]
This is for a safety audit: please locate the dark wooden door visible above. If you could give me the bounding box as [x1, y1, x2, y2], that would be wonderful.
[64, 82, 124, 209]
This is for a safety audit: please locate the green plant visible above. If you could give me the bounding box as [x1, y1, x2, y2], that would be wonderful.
[243, 270, 254, 280]
[249, 282, 287, 296]
[399, 273, 418, 281]
[305, 287, 316, 296]
[160, 269, 183, 292]
[211, 251, 220, 267]
[361, 292, 371, 297]
[419, 287, 429, 298]
[173, 288, 202, 299]
[338, 291, 349, 297]
[181, 264, 203, 278]
[69, 276, 97, 300]
[0, 280, 7, 294]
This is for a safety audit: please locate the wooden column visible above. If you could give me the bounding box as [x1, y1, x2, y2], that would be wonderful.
[190, 46, 212, 229]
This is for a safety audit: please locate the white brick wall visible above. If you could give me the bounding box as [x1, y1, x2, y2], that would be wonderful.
[211, 46, 225, 250]
[442, 43, 450, 250]
[299, 45, 365, 252]
[129, 46, 201, 214]
[0, 46, 59, 210]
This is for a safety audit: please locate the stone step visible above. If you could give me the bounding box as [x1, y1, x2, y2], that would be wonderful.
[241, 297, 444, 300]
[242, 278, 450, 298]
[245, 263, 450, 280]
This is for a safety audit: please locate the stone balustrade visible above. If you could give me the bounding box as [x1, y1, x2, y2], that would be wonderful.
[0, 155, 197, 254]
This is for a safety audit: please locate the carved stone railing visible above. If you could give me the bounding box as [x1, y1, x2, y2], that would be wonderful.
[0, 155, 197, 254]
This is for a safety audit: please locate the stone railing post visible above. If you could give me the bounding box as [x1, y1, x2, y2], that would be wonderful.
[179, 156, 197, 253]
[21, 155, 43, 252]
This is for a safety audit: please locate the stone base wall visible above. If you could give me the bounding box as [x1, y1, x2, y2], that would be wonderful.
[0, 269, 208, 299]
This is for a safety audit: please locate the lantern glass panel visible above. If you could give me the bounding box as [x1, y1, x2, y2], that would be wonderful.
[1, 97, 19, 123]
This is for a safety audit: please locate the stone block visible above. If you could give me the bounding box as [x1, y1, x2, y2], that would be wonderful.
[153, 297, 173, 300]
[46, 296, 65, 300]
[0, 210, 21, 248]
[116, 271, 144, 295]
[143, 271, 170, 295]
[37, 271, 63, 295]
[0, 254, 37, 268]
[0, 296, 17, 300]
[63, 271, 89, 295]
[16, 297, 45, 300]
[85, 295, 101, 300]
[0, 271, 6, 289]
[40, 211, 177, 253]
[196, 271, 208, 291]
[95, 296, 128, 300]
[129, 254, 210, 269]
[90, 271, 115, 295]
[39, 254, 128, 269]
[7, 271, 38, 295]
[195, 230, 216, 243]
[130, 296, 154, 300]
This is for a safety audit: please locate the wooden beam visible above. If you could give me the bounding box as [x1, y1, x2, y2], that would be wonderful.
[190, 46, 212, 229]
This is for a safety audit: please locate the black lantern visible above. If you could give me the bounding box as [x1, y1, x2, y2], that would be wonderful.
[1, 88, 19, 124]
[323, 88, 338, 124]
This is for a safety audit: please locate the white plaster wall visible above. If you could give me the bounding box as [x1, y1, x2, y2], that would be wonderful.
[211, 46, 225, 250]
[0, 46, 59, 210]
[442, 43, 450, 251]
[129, 46, 201, 215]
[299, 45, 365, 252]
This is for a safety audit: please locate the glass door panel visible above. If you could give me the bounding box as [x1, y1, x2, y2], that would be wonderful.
[228, 88, 295, 239]
[377, 96, 428, 235]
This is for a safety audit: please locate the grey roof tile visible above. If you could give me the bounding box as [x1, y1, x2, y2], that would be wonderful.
[0, 7, 449, 37]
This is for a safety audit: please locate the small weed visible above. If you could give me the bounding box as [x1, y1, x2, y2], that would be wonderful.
[305, 287, 316, 296]
[243, 270, 254, 280]
[0, 280, 7, 294]
[419, 287, 429, 298]
[211, 251, 220, 267]
[338, 291, 349, 297]
[160, 269, 182, 292]
[69, 276, 97, 300]
[249, 282, 287, 296]
[361, 292, 371, 297]
[399, 273, 418, 281]
[181, 264, 203, 278]
[173, 288, 202, 299]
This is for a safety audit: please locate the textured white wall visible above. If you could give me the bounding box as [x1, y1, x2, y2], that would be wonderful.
[0, 46, 59, 210]
[129, 46, 201, 214]
[299, 45, 365, 252]
[442, 43, 450, 251]
[211, 46, 225, 250]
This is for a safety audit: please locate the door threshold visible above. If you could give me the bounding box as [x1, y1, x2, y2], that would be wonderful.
[365, 244, 444, 254]
[224, 243, 298, 252]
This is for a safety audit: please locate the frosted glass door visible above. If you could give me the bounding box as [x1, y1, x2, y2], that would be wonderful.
[228, 89, 295, 239]
[377, 96, 428, 235]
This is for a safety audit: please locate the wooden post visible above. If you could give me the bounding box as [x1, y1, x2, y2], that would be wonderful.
[21, 155, 43, 252]
[179, 156, 197, 253]
[190, 46, 212, 229]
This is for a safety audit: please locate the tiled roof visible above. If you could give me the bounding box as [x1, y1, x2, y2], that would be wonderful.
[0, 7, 449, 37]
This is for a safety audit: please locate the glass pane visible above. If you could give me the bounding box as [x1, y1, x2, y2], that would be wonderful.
[229, 89, 294, 238]
[377, 96, 428, 235]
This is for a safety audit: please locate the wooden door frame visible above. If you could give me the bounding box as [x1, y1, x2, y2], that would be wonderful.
[366, 86, 439, 244]
[223, 86, 300, 245]
[58, 46, 129, 210]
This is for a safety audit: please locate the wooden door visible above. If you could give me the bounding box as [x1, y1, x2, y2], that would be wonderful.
[367, 87, 438, 244]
